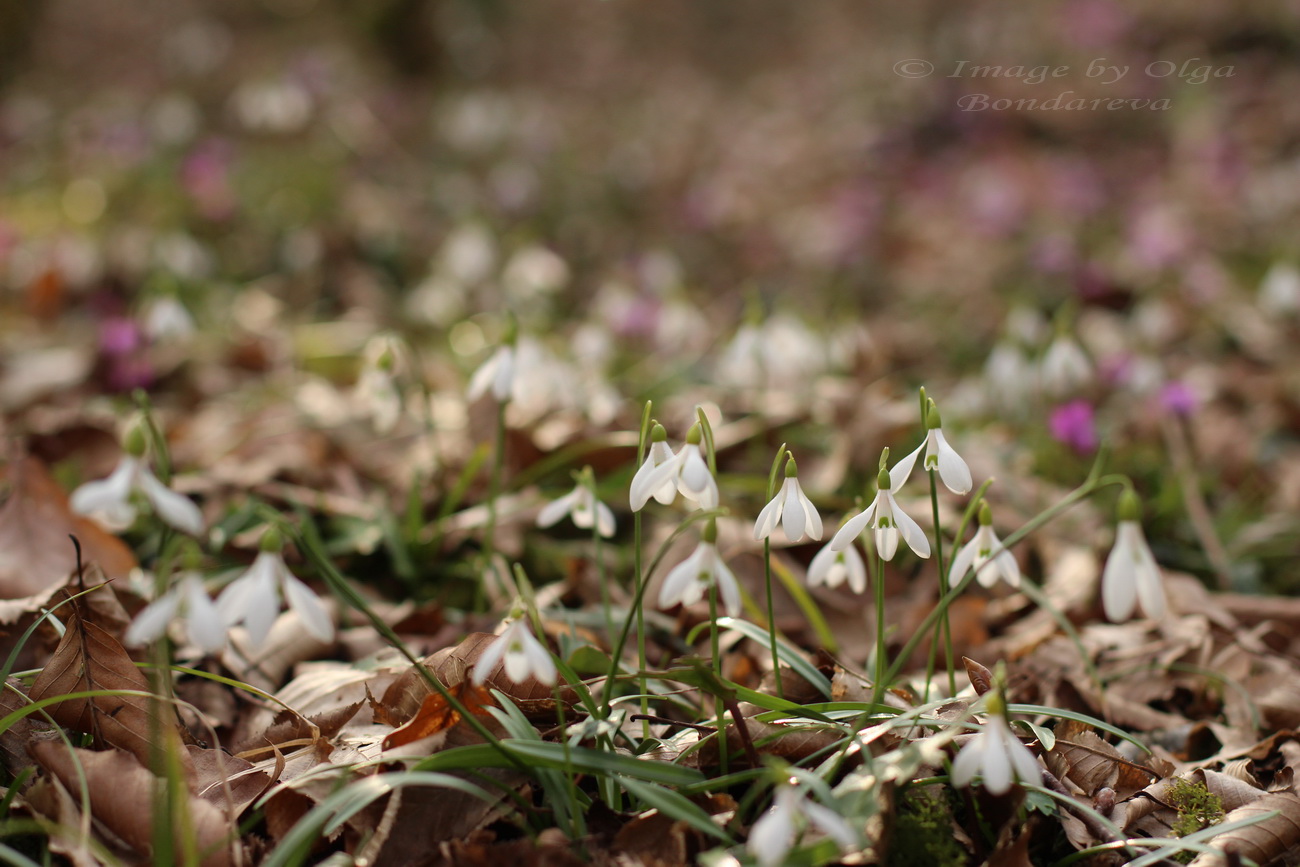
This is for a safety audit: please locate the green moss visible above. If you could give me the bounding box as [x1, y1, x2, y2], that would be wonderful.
[1167, 778, 1225, 864]
[886, 788, 968, 867]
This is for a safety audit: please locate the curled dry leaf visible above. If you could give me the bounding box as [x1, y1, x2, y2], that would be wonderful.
[28, 609, 178, 766]
[1045, 720, 1160, 799]
[1185, 792, 1300, 867]
[964, 656, 994, 696]
[31, 741, 237, 867]
[381, 680, 496, 752]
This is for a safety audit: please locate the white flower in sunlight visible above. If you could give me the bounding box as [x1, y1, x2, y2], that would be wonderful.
[675, 439, 719, 510]
[1040, 333, 1092, 396]
[124, 573, 226, 653]
[830, 469, 930, 562]
[951, 712, 1040, 795]
[467, 344, 516, 403]
[888, 404, 972, 495]
[630, 424, 682, 511]
[1102, 521, 1165, 622]
[754, 459, 822, 543]
[71, 455, 203, 535]
[537, 482, 616, 538]
[949, 505, 1019, 589]
[216, 547, 333, 650]
[748, 784, 857, 867]
[806, 540, 867, 594]
[659, 529, 740, 616]
[472, 618, 556, 686]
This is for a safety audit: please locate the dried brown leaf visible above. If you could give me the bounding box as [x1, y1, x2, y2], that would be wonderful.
[1047, 720, 1158, 799]
[381, 681, 496, 751]
[1186, 792, 1300, 867]
[189, 746, 275, 817]
[32, 741, 237, 867]
[964, 656, 994, 696]
[28, 610, 176, 765]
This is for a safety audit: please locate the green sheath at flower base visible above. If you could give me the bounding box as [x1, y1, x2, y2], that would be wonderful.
[701, 518, 718, 544]
[650, 423, 667, 444]
[686, 423, 702, 445]
[1117, 489, 1142, 522]
[784, 457, 797, 478]
[925, 401, 943, 431]
[876, 466, 892, 492]
[123, 423, 148, 458]
[978, 501, 993, 526]
[260, 526, 285, 553]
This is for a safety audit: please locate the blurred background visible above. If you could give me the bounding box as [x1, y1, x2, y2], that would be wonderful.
[2, 0, 1299, 595]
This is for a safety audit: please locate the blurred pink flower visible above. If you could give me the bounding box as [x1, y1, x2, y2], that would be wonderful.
[181, 138, 236, 220]
[99, 317, 143, 356]
[1159, 381, 1197, 417]
[1049, 401, 1098, 453]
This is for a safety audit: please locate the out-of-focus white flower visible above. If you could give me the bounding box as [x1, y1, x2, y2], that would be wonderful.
[125, 573, 226, 653]
[1040, 332, 1092, 396]
[142, 296, 195, 341]
[354, 335, 405, 433]
[888, 402, 972, 495]
[747, 783, 857, 867]
[830, 467, 930, 561]
[1101, 491, 1165, 622]
[807, 538, 867, 593]
[1260, 261, 1300, 315]
[984, 341, 1036, 413]
[472, 618, 556, 686]
[538, 477, 616, 538]
[715, 314, 829, 392]
[951, 703, 1040, 795]
[71, 437, 203, 536]
[754, 457, 822, 543]
[467, 344, 515, 403]
[950, 503, 1019, 589]
[503, 245, 569, 301]
[216, 533, 333, 650]
[659, 522, 740, 615]
[630, 423, 681, 510]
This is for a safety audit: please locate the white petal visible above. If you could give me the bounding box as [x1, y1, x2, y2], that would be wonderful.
[659, 546, 704, 609]
[215, 575, 256, 626]
[466, 352, 500, 401]
[712, 555, 742, 617]
[283, 574, 334, 642]
[889, 494, 931, 559]
[472, 625, 512, 684]
[948, 538, 978, 586]
[180, 576, 227, 653]
[537, 489, 579, 528]
[780, 480, 806, 542]
[888, 441, 926, 492]
[1132, 527, 1166, 619]
[241, 553, 285, 649]
[844, 546, 867, 593]
[980, 730, 1013, 794]
[1005, 726, 1041, 786]
[992, 545, 1021, 588]
[124, 591, 182, 647]
[137, 467, 204, 535]
[570, 491, 596, 529]
[1101, 525, 1139, 622]
[491, 347, 515, 401]
[678, 448, 717, 508]
[630, 453, 681, 511]
[594, 501, 616, 538]
[754, 493, 783, 541]
[933, 431, 973, 494]
[798, 488, 823, 541]
[70, 458, 139, 527]
[829, 503, 876, 552]
[950, 733, 986, 789]
[806, 543, 838, 588]
[802, 800, 857, 850]
[522, 631, 557, 685]
[748, 802, 795, 867]
[874, 526, 899, 561]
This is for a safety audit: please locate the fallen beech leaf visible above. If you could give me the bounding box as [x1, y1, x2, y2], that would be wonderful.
[32, 741, 236, 867]
[381, 680, 495, 751]
[1186, 792, 1300, 867]
[189, 745, 275, 817]
[0, 456, 137, 598]
[29, 609, 175, 766]
[1046, 720, 1158, 799]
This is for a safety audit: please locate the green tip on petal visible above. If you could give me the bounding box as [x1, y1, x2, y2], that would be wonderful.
[978, 501, 993, 526]
[377, 346, 396, 372]
[701, 518, 717, 544]
[784, 456, 797, 478]
[925, 400, 942, 430]
[1117, 489, 1142, 522]
[650, 423, 667, 443]
[686, 423, 702, 445]
[876, 466, 892, 490]
[259, 526, 284, 553]
[123, 423, 148, 458]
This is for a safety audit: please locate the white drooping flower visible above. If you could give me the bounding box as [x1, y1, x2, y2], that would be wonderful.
[674, 435, 719, 510]
[1101, 491, 1165, 622]
[537, 476, 616, 538]
[215, 532, 334, 650]
[949, 503, 1019, 589]
[950, 702, 1040, 795]
[354, 334, 405, 434]
[888, 402, 973, 495]
[658, 522, 740, 616]
[1040, 332, 1092, 396]
[747, 783, 857, 867]
[984, 340, 1036, 414]
[806, 538, 867, 594]
[830, 467, 930, 561]
[629, 423, 681, 510]
[754, 457, 823, 543]
[70, 429, 203, 536]
[467, 343, 515, 403]
[472, 618, 556, 686]
[124, 573, 226, 653]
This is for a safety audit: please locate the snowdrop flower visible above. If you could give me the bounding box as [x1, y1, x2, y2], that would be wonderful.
[807, 537, 867, 593]
[659, 520, 740, 615]
[215, 529, 333, 649]
[888, 401, 973, 495]
[354, 335, 404, 434]
[467, 323, 517, 403]
[70, 427, 203, 535]
[754, 456, 822, 543]
[472, 617, 556, 686]
[1259, 261, 1300, 315]
[1101, 491, 1165, 622]
[537, 470, 616, 538]
[629, 423, 681, 510]
[125, 572, 226, 653]
[830, 465, 930, 561]
[748, 782, 857, 867]
[950, 502, 1019, 589]
[984, 340, 1036, 413]
[674, 424, 719, 510]
[142, 296, 196, 341]
[951, 693, 1040, 795]
[1040, 331, 1092, 396]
